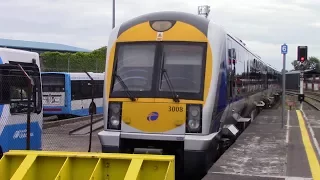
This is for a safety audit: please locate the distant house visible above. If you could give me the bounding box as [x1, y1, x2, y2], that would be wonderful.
[0, 38, 91, 54]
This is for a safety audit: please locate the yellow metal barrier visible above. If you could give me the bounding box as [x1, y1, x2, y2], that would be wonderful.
[0, 150, 175, 180]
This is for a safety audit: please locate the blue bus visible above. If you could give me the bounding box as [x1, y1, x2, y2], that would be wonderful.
[41, 72, 104, 118]
[0, 48, 43, 156]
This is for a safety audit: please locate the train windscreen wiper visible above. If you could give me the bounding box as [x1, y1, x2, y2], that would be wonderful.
[160, 53, 180, 102]
[113, 73, 136, 101]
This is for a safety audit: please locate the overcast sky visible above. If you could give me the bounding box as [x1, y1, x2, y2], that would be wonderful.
[1, 0, 319, 71]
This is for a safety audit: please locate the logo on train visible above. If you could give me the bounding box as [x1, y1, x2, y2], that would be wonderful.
[147, 112, 159, 121]
[13, 129, 34, 139]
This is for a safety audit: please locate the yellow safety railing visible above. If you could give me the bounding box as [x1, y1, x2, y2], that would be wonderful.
[0, 150, 175, 180]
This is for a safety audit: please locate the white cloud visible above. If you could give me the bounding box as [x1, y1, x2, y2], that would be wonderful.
[0, 0, 319, 70]
[309, 22, 320, 28]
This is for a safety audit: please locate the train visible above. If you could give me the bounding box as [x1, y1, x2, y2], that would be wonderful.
[97, 11, 282, 176]
[0, 47, 43, 156]
[41, 72, 105, 118]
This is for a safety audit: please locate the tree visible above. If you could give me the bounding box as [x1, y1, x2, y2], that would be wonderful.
[291, 56, 320, 71]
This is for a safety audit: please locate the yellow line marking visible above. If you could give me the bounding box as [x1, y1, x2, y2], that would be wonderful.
[296, 110, 320, 179]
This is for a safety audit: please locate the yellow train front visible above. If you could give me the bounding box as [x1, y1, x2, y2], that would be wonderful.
[99, 11, 224, 175]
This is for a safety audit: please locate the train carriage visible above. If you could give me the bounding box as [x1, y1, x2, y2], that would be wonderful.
[42, 72, 105, 118]
[0, 48, 43, 156]
[98, 11, 281, 175]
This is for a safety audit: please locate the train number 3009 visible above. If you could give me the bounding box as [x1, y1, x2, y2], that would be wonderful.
[168, 106, 184, 112]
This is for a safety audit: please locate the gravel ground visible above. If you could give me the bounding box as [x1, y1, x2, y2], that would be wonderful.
[42, 119, 102, 152]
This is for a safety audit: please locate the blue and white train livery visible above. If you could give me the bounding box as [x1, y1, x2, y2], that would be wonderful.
[0, 48, 43, 154]
[42, 72, 104, 117]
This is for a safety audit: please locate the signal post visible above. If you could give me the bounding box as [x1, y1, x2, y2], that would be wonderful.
[297, 46, 308, 103]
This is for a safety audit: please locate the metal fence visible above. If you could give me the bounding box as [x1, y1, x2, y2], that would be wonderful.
[41, 71, 103, 153]
[0, 70, 103, 157]
[40, 56, 105, 73]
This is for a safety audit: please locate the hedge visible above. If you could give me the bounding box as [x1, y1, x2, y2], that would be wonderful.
[41, 46, 107, 73]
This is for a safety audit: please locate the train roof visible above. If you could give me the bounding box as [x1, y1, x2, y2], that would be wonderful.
[118, 11, 210, 38]
[41, 72, 105, 75]
[41, 72, 105, 80]
[0, 47, 40, 65]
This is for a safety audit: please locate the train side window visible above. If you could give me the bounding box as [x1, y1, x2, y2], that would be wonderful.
[71, 81, 81, 100]
[71, 80, 104, 100]
[81, 81, 92, 99]
[234, 45, 244, 96]
[227, 38, 233, 99]
[93, 80, 104, 98]
[244, 51, 249, 94]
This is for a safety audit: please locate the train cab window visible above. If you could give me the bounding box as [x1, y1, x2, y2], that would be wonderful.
[0, 63, 41, 114]
[159, 43, 204, 94]
[112, 43, 156, 92]
[0, 73, 10, 103]
[9, 75, 32, 113]
[42, 74, 65, 92]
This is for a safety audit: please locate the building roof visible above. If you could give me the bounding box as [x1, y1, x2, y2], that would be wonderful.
[0, 38, 91, 53]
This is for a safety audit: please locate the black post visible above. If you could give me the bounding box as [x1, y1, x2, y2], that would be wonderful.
[112, 0, 115, 28]
[84, 71, 95, 152]
[26, 81, 32, 150]
[17, 64, 34, 150]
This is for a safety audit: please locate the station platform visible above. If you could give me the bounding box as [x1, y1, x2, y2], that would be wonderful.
[202, 109, 320, 180]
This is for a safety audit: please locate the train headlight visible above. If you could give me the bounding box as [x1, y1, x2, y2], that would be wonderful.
[110, 116, 120, 127]
[191, 108, 199, 116]
[186, 104, 202, 133]
[187, 119, 200, 129]
[107, 102, 122, 130]
[112, 105, 120, 114]
[150, 21, 175, 32]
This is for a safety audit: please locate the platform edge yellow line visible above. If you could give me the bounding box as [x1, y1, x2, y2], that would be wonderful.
[296, 110, 320, 179]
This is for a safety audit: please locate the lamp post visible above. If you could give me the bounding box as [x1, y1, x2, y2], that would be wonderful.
[198, 5, 210, 18]
[112, 0, 115, 28]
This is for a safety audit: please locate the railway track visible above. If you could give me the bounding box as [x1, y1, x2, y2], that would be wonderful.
[43, 115, 58, 121]
[286, 90, 320, 110]
[43, 114, 103, 130]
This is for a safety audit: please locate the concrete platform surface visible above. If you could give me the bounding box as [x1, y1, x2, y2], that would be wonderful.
[202, 108, 320, 180]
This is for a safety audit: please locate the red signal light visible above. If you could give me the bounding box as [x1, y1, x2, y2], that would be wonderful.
[297, 46, 308, 62]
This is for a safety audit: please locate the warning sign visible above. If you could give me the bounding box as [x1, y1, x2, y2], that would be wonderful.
[156, 32, 163, 41]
